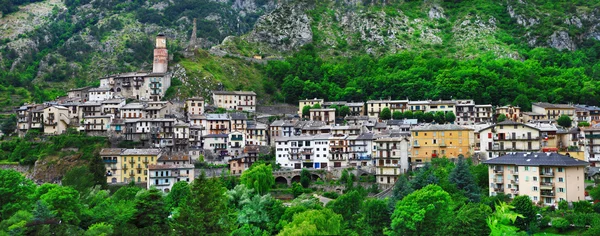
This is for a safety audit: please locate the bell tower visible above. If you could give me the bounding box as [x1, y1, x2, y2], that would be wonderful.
[153, 34, 168, 73]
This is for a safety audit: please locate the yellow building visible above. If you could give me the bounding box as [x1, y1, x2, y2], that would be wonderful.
[411, 124, 474, 168]
[120, 149, 162, 183]
[532, 102, 575, 121]
[298, 98, 324, 115]
[100, 148, 124, 184]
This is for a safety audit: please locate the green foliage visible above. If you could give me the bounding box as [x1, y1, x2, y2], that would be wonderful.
[445, 111, 456, 123]
[486, 202, 523, 236]
[0, 114, 17, 136]
[165, 181, 190, 210]
[392, 111, 403, 120]
[423, 112, 434, 123]
[302, 105, 311, 118]
[579, 121, 591, 127]
[172, 173, 233, 235]
[300, 169, 311, 188]
[312, 104, 321, 109]
[511, 195, 537, 231]
[573, 200, 593, 213]
[326, 190, 364, 229]
[448, 156, 480, 202]
[389, 184, 452, 236]
[356, 198, 390, 236]
[339, 105, 350, 117]
[62, 166, 96, 194]
[277, 208, 342, 236]
[447, 203, 492, 236]
[403, 110, 414, 119]
[379, 107, 392, 120]
[240, 163, 275, 195]
[557, 114, 573, 128]
[434, 111, 446, 124]
[552, 218, 571, 233]
[390, 174, 413, 209]
[497, 114, 507, 122]
[0, 169, 35, 221]
[85, 222, 114, 236]
[40, 186, 82, 225]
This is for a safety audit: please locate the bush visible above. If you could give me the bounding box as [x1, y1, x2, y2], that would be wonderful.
[552, 218, 570, 232]
[322, 191, 340, 199]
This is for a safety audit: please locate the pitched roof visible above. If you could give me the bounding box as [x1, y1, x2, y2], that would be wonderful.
[412, 124, 473, 131]
[532, 102, 574, 109]
[483, 152, 588, 167]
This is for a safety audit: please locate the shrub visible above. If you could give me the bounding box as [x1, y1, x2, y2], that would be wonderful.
[552, 218, 570, 232]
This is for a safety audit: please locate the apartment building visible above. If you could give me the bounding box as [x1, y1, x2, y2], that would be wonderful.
[347, 102, 365, 116]
[583, 126, 600, 165]
[147, 153, 194, 192]
[206, 114, 230, 134]
[43, 106, 70, 135]
[275, 134, 330, 169]
[67, 86, 91, 102]
[212, 90, 257, 112]
[229, 145, 260, 175]
[79, 102, 103, 118]
[484, 152, 588, 205]
[269, 120, 296, 146]
[496, 105, 522, 122]
[83, 115, 112, 135]
[203, 133, 229, 159]
[474, 105, 493, 123]
[328, 134, 349, 168]
[574, 104, 600, 124]
[246, 121, 268, 146]
[119, 149, 161, 183]
[186, 97, 205, 116]
[309, 108, 336, 125]
[347, 133, 375, 167]
[479, 121, 541, 160]
[120, 103, 146, 119]
[298, 98, 324, 115]
[101, 148, 124, 184]
[532, 102, 575, 121]
[456, 99, 476, 125]
[230, 113, 248, 132]
[101, 99, 126, 118]
[408, 100, 429, 113]
[374, 134, 410, 185]
[411, 124, 474, 168]
[366, 99, 409, 118]
[428, 100, 456, 114]
[88, 87, 114, 101]
[523, 112, 546, 122]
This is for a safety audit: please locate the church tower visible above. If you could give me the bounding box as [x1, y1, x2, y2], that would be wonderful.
[153, 34, 168, 73]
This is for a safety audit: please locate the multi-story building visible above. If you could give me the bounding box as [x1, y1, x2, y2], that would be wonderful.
[145, 101, 172, 119]
[88, 87, 114, 101]
[67, 87, 91, 102]
[119, 149, 161, 183]
[275, 134, 330, 169]
[496, 105, 522, 122]
[79, 102, 103, 118]
[366, 99, 409, 118]
[212, 90, 257, 112]
[203, 133, 229, 159]
[479, 121, 541, 160]
[374, 134, 410, 185]
[411, 124, 474, 168]
[583, 127, 600, 165]
[474, 105, 493, 123]
[230, 113, 247, 132]
[428, 100, 456, 114]
[229, 131, 246, 157]
[43, 106, 70, 135]
[484, 152, 588, 205]
[229, 145, 260, 175]
[408, 100, 429, 113]
[532, 102, 575, 121]
[186, 97, 205, 116]
[298, 98, 324, 115]
[101, 99, 125, 118]
[574, 104, 600, 124]
[148, 163, 195, 192]
[347, 102, 365, 116]
[246, 121, 268, 146]
[206, 114, 230, 134]
[120, 103, 146, 119]
[347, 133, 375, 167]
[522, 112, 546, 123]
[455, 99, 476, 125]
[101, 148, 124, 183]
[269, 120, 296, 146]
[173, 121, 189, 152]
[328, 134, 348, 168]
[309, 108, 335, 125]
[83, 115, 111, 135]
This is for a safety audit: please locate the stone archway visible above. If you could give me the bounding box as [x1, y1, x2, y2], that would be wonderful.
[275, 176, 289, 186]
[291, 175, 301, 183]
[311, 174, 321, 181]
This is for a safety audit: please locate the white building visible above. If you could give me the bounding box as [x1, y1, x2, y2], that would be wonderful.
[275, 134, 331, 169]
[479, 120, 541, 160]
[212, 90, 257, 112]
[88, 87, 114, 101]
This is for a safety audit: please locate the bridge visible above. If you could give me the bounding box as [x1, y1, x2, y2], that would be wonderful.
[272, 167, 374, 187]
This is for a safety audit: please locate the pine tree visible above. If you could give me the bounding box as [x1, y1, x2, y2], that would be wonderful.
[390, 175, 413, 209]
[449, 155, 481, 202]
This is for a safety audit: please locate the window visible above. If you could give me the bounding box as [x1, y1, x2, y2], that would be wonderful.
[558, 167, 564, 172]
[525, 166, 529, 171]
[533, 186, 538, 191]
[559, 188, 565, 193]
[525, 176, 529, 181]
[415, 132, 418, 136]
[559, 177, 564, 182]
[533, 196, 538, 201]
[533, 177, 538, 182]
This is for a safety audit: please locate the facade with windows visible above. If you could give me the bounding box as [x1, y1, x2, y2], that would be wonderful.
[479, 120, 542, 160]
[411, 124, 474, 169]
[484, 152, 588, 205]
[275, 134, 330, 169]
[374, 135, 410, 185]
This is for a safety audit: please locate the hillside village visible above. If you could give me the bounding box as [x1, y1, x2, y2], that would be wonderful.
[10, 34, 600, 206]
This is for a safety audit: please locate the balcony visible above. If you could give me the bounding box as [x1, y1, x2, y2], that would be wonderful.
[493, 169, 504, 174]
[494, 179, 504, 184]
[493, 187, 505, 192]
[511, 189, 519, 195]
[110, 165, 117, 170]
[540, 191, 555, 197]
[129, 172, 135, 177]
[511, 179, 519, 184]
[136, 165, 142, 169]
[143, 159, 149, 164]
[103, 159, 117, 164]
[413, 143, 420, 148]
[540, 182, 554, 189]
[44, 121, 58, 126]
[510, 170, 519, 175]
[494, 136, 540, 141]
[328, 155, 347, 161]
[540, 172, 554, 177]
[301, 149, 313, 155]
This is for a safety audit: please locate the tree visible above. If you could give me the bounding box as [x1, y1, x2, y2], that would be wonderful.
[339, 105, 350, 117]
[389, 185, 452, 236]
[423, 112, 435, 123]
[392, 111, 403, 120]
[312, 104, 321, 109]
[40, 186, 82, 225]
[513, 95, 531, 111]
[85, 222, 114, 236]
[409, 163, 439, 190]
[557, 114, 572, 128]
[447, 203, 492, 236]
[434, 111, 446, 124]
[403, 110, 413, 119]
[62, 166, 95, 194]
[302, 105, 311, 118]
[240, 163, 275, 195]
[131, 188, 170, 234]
[0, 169, 35, 221]
[300, 169, 311, 188]
[511, 195, 537, 231]
[278, 208, 342, 236]
[379, 107, 391, 120]
[326, 190, 364, 229]
[356, 198, 390, 236]
[445, 111, 456, 123]
[172, 173, 233, 235]
[390, 174, 413, 209]
[165, 181, 190, 210]
[235, 193, 285, 234]
[413, 111, 424, 122]
[486, 202, 523, 236]
[552, 218, 570, 233]
[449, 156, 480, 202]
[0, 114, 17, 136]
[579, 121, 591, 127]
[497, 114, 507, 122]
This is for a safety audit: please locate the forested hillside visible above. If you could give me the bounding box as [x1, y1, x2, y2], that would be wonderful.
[1, 0, 600, 110]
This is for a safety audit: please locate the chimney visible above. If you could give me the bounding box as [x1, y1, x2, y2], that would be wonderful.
[153, 34, 168, 73]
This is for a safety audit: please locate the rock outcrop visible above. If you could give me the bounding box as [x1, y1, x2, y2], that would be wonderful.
[548, 31, 576, 51]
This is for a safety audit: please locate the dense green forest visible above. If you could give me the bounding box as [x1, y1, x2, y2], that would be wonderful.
[266, 41, 600, 109]
[3, 155, 600, 235]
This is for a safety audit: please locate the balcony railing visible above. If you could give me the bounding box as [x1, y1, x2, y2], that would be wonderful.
[511, 179, 519, 184]
[540, 191, 555, 197]
[540, 172, 554, 177]
[493, 169, 504, 174]
[511, 189, 519, 195]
